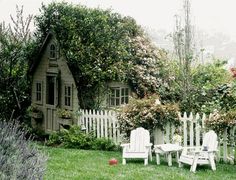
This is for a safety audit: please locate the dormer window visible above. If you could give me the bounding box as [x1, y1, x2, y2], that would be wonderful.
[49, 43, 56, 59]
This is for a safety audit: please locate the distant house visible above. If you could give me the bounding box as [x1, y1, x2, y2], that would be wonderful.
[29, 33, 131, 132]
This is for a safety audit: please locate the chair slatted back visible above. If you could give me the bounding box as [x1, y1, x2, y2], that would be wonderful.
[130, 127, 150, 152]
[202, 130, 218, 151]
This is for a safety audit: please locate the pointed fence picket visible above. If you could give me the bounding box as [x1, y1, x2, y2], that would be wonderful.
[78, 109, 235, 164]
[78, 109, 120, 144]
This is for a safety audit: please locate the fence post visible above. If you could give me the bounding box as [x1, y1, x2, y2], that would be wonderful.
[195, 113, 200, 147]
[223, 128, 228, 163]
[165, 122, 170, 143]
[189, 112, 194, 146]
[183, 112, 188, 147]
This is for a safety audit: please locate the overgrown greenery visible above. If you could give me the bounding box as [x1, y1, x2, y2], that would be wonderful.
[0, 120, 47, 179]
[46, 126, 118, 151]
[117, 95, 180, 137]
[34, 2, 169, 109]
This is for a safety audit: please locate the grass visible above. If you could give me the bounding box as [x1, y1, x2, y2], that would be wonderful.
[42, 146, 236, 180]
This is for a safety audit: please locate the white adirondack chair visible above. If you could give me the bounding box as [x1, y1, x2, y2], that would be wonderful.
[179, 130, 218, 172]
[121, 127, 153, 165]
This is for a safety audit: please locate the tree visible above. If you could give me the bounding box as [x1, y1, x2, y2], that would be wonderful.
[172, 0, 194, 106]
[34, 2, 168, 108]
[0, 5, 34, 121]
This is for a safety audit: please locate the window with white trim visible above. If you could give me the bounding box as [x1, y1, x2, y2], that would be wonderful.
[35, 82, 42, 104]
[64, 85, 72, 107]
[109, 87, 129, 107]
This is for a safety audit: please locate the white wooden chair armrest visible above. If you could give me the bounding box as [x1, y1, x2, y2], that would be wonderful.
[145, 143, 153, 148]
[121, 143, 130, 147]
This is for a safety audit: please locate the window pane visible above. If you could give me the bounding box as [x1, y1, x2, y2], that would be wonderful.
[125, 97, 128, 104]
[65, 86, 67, 95]
[121, 97, 125, 104]
[65, 97, 71, 106]
[116, 89, 120, 97]
[68, 87, 71, 96]
[121, 88, 125, 96]
[50, 44, 56, 59]
[125, 88, 129, 96]
[116, 98, 120, 106]
[111, 89, 115, 97]
[111, 98, 115, 106]
[64, 85, 72, 107]
[36, 83, 42, 102]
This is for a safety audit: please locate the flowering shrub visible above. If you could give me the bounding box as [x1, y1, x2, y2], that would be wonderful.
[205, 110, 236, 133]
[57, 108, 74, 119]
[117, 95, 180, 137]
[230, 67, 236, 78]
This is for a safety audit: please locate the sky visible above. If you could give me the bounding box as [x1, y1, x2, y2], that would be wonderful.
[0, 0, 236, 41]
[0, 0, 236, 65]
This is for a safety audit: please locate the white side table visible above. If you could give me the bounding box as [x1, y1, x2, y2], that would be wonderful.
[154, 143, 182, 166]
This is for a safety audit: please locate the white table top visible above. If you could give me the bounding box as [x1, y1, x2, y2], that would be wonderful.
[154, 143, 182, 152]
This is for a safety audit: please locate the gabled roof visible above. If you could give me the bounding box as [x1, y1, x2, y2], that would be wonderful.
[29, 32, 53, 75]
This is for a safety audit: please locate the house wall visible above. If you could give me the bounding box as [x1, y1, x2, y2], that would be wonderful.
[31, 36, 79, 132]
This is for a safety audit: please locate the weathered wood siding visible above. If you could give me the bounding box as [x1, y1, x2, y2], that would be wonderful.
[31, 36, 79, 132]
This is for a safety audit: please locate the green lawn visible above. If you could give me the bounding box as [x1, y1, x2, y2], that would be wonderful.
[42, 146, 236, 180]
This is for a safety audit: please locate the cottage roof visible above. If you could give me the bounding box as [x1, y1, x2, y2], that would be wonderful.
[29, 32, 53, 74]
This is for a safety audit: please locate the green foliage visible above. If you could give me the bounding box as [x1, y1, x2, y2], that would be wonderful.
[56, 108, 74, 119]
[92, 138, 118, 151]
[117, 95, 180, 137]
[0, 120, 47, 179]
[192, 60, 231, 90]
[161, 60, 234, 114]
[35, 2, 168, 108]
[0, 6, 35, 121]
[63, 126, 95, 149]
[27, 103, 41, 113]
[46, 126, 117, 151]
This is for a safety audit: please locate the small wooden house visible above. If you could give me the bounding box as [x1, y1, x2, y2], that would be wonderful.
[29, 33, 130, 132]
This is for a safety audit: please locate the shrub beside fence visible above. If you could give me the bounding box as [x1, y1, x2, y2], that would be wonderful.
[78, 109, 236, 164]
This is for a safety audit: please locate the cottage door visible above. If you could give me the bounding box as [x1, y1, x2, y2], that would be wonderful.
[45, 75, 59, 131]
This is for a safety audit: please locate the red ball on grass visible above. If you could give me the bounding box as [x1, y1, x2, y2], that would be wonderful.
[109, 158, 118, 165]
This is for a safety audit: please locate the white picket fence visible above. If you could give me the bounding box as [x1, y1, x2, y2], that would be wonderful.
[78, 109, 120, 144]
[78, 110, 236, 164]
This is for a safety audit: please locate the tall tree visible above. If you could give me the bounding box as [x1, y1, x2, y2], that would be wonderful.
[0, 5, 33, 121]
[172, 0, 194, 106]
